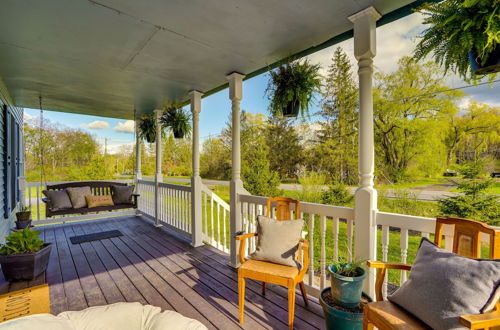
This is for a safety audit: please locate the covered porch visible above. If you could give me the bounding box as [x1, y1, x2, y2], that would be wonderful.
[1, 216, 326, 329]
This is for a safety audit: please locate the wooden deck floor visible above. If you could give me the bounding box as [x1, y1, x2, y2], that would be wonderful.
[0, 216, 325, 329]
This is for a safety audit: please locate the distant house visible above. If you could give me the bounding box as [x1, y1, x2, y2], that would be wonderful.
[0, 78, 24, 241]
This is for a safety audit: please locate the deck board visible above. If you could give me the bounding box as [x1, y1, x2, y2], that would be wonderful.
[5, 216, 325, 330]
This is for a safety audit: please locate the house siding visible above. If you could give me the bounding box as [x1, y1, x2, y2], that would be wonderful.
[0, 77, 23, 243]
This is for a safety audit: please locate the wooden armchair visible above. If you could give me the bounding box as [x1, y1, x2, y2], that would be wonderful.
[236, 197, 309, 330]
[364, 217, 500, 330]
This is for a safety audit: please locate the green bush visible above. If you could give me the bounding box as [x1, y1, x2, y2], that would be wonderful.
[322, 184, 354, 206]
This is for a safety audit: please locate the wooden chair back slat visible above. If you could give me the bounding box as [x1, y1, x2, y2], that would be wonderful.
[434, 217, 500, 259]
[266, 197, 300, 220]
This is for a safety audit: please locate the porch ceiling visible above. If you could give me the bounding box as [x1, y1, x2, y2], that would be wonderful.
[0, 0, 421, 119]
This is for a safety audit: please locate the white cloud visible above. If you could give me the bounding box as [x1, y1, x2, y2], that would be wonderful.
[81, 120, 109, 129]
[114, 120, 135, 133]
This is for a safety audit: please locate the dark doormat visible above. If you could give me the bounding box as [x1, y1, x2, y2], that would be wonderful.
[70, 230, 123, 244]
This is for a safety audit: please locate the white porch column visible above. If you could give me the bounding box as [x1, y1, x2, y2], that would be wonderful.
[349, 6, 381, 299]
[135, 121, 142, 180]
[227, 72, 245, 268]
[154, 109, 163, 227]
[190, 90, 204, 247]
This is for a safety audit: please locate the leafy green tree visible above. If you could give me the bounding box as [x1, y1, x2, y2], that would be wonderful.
[313, 47, 358, 184]
[265, 116, 303, 179]
[373, 57, 463, 181]
[321, 184, 353, 206]
[200, 136, 231, 179]
[222, 112, 281, 196]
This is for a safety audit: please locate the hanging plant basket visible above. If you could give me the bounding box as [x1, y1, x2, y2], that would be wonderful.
[161, 106, 191, 139]
[138, 114, 157, 143]
[469, 45, 500, 75]
[282, 100, 300, 117]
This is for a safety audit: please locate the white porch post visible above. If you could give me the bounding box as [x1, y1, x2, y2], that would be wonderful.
[190, 90, 204, 247]
[227, 72, 245, 268]
[135, 121, 142, 181]
[349, 6, 381, 298]
[154, 109, 163, 227]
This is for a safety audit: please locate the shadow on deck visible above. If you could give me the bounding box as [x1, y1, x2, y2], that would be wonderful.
[0, 216, 325, 330]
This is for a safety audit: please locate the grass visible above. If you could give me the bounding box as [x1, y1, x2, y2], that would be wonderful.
[375, 178, 446, 190]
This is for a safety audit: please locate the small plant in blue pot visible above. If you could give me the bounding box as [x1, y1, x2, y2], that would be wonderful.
[319, 257, 370, 330]
[329, 258, 367, 308]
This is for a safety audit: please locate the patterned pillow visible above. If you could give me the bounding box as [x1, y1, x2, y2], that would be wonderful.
[250, 215, 304, 268]
[111, 185, 134, 205]
[388, 238, 500, 330]
[85, 195, 114, 208]
[42, 190, 72, 211]
[66, 186, 92, 209]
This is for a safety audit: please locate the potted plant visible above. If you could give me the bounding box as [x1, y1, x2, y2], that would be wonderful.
[138, 114, 163, 143]
[265, 59, 322, 117]
[161, 106, 191, 138]
[319, 258, 370, 330]
[0, 228, 52, 281]
[413, 0, 500, 80]
[15, 205, 32, 229]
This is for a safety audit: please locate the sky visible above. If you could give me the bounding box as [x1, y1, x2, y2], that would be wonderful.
[24, 13, 500, 154]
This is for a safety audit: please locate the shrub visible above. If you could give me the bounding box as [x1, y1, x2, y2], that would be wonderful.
[322, 184, 353, 206]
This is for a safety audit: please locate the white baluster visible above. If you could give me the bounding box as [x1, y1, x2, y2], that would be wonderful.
[347, 219, 354, 262]
[400, 228, 409, 284]
[333, 217, 339, 261]
[308, 214, 315, 286]
[382, 225, 390, 298]
[320, 215, 327, 289]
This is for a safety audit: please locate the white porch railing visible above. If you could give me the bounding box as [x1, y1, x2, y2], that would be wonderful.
[201, 185, 230, 253]
[136, 179, 193, 237]
[26, 180, 135, 225]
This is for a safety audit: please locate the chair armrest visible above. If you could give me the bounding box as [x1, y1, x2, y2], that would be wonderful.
[367, 260, 412, 271]
[132, 193, 140, 197]
[235, 233, 257, 241]
[42, 197, 50, 204]
[460, 310, 500, 329]
[298, 238, 310, 279]
[237, 233, 257, 264]
[367, 260, 413, 302]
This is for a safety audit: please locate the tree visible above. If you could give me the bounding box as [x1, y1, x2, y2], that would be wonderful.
[265, 116, 303, 179]
[200, 136, 231, 179]
[444, 102, 500, 166]
[222, 111, 281, 196]
[314, 47, 358, 184]
[373, 57, 463, 182]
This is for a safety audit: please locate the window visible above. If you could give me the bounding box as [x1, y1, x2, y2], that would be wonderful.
[3, 105, 21, 218]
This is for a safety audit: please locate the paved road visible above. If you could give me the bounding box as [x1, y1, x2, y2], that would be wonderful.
[159, 177, 459, 201]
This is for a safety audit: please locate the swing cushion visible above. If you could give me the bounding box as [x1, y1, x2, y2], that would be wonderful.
[66, 186, 92, 208]
[42, 190, 72, 211]
[111, 185, 135, 205]
[86, 195, 114, 208]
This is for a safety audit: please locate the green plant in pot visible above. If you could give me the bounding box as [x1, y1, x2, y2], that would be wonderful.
[15, 205, 32, 229]
[138, 114, 164, 143]
[319, 257, 370, 330]
[0, 228, 52, 281]
[265, 59, 322, 117]
[161, 106, 191, 139]
[413, 0, 500, 80]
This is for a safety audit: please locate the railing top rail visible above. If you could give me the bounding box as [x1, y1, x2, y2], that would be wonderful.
[201, 184, 230, 210]
[376, 211, 436, 233]
[238, 193, 354, 219]
[27, 179, 134, 187]
[137, 179, 192, 192]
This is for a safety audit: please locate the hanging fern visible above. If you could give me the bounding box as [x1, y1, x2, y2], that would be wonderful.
[265, 59, 322, 117]
[161, 106, 191, 139]
[138, 114, 162, 143]
[413, 0, 499, 81]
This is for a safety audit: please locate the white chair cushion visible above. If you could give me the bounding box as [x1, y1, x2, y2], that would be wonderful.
[0, 302, 207, 330]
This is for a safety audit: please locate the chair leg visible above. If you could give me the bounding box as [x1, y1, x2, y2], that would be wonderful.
[262, 282, 266, 296]
[363, 311, 374, 330]
[238, 275, 246, 324]
[298, 282, 308, 307]
[288, 282, 296, 330]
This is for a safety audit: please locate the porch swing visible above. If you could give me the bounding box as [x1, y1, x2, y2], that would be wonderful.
[39, 97, 140, 218]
